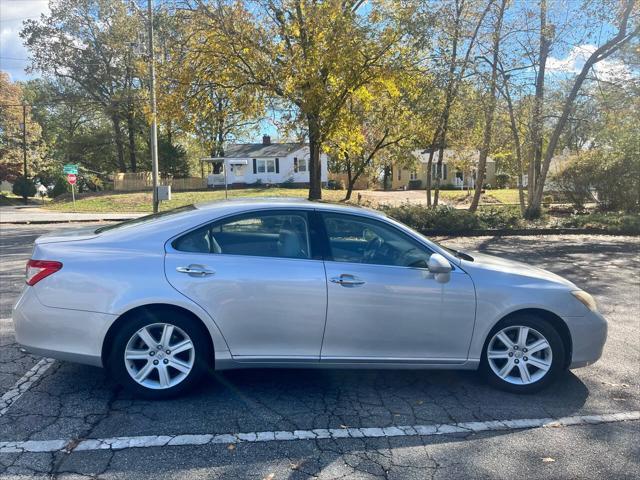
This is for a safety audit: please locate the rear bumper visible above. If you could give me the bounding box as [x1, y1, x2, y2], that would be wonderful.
[566, 310, 608, 369]
[13, 286, 116, 367]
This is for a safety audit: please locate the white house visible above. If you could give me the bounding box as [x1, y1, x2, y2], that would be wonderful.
[203, 135, 328, 188]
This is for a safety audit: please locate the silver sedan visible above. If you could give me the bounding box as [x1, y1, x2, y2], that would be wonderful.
[13, 200, 607, 398]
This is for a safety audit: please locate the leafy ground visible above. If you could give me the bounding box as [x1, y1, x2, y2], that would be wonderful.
[44, 188, 523, 213]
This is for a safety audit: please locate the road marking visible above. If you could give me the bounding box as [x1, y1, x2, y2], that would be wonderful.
[0, 318, 13, 333]
[0, 358, 55, 417]
[0, 410, 638, 454]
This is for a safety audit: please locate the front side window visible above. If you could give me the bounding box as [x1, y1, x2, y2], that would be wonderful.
[321, 213, 432, 268]
[173, 211, 312, 260]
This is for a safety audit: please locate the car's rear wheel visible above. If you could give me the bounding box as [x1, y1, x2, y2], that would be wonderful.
[109, 311, 210, 399]
[481, 315, 565, 393]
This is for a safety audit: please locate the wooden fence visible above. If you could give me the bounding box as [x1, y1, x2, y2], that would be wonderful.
[113, 173, 207, 191]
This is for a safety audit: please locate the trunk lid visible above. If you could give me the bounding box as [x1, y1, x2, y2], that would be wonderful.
[34, 225, 100, 245]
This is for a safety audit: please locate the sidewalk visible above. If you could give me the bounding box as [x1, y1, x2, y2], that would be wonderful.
[0, 206, 144, 224]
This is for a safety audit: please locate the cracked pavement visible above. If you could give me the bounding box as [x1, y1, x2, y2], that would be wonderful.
[0, 223, 638, 479]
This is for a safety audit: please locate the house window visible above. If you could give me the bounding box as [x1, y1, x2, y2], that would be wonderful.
[294, 157, 308, 173]
[397, 168, 402, 181]
[410, 171, 418, 181]
[257, 159, 276, 173]
[431, 164, 448, 179]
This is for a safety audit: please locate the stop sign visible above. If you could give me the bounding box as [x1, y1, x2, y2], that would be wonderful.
[67, 174, 77, 185]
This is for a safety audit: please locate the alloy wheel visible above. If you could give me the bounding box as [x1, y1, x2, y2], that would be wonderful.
[124, 322, 195, 390]
[487, 325, 553, 385]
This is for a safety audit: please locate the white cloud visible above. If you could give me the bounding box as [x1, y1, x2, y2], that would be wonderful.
[0, 0, 50, 80]
[547, 44, 632, 82]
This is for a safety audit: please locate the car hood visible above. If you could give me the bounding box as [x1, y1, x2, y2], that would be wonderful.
[460, 251, 577, 288]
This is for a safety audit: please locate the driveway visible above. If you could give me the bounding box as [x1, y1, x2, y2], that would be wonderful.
[0, 224, 638, 479]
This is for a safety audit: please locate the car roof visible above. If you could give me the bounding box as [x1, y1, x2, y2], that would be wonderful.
[194, 197, 387, 218]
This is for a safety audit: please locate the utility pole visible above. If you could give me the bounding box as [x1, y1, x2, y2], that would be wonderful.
[22, 103, 28, 205]
[147, 0, 160, 213]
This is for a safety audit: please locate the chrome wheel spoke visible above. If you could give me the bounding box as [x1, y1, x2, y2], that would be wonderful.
[169, 358, 191, 374]
[171, 339, 194, 355]
[498, 359, 515, 379]
[125, 349, 149, 360]
[527, 339, 550, 355]
[134, 361, 154, 382]
[496, 332, 514, 349]
[518, 363, 531, 383]
[527, 356, 551, 371]
[157, 365, 171, 388]
[137, 327, 157, 349]
[487, 350, 509, 359]
[160, 324, 174, 348]
[517, 327, 530, 348]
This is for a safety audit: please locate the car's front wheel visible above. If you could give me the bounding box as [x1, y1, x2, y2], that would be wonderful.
[481, 315, 565, 393]
[108, 311, 210, 399]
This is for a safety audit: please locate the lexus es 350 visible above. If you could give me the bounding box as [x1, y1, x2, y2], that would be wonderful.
[13, 199, 607, 398]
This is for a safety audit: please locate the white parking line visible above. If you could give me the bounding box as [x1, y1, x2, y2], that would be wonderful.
[0, 410, 638, 454]
[0, 318, 13, 333]
[0, 358, 55, 417]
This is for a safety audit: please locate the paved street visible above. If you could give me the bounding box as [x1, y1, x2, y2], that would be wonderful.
[0, 223, 638, 479]
[0, 206, 142, 224]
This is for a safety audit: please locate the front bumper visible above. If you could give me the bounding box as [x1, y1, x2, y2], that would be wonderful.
[13, 286, 116, 367]
[565, 309, 608, 369]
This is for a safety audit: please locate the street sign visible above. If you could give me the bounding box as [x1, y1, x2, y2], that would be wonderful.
[63, 164, 78, 175]
[67, 174, 77, 185]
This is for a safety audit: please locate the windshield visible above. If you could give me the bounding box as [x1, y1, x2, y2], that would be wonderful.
[94, 205, 196, 234]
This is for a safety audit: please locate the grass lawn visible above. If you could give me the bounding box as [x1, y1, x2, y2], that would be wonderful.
[485, 189, 522, 204]
[45, 188, 348, 213]
[44, 187, 524, 213]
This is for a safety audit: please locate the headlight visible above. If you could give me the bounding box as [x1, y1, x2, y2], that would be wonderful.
[572, 290, 598, 312]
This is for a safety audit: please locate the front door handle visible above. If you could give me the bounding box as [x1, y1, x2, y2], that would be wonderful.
[176, 265, 215, 277]
[330, 274, 365, 286]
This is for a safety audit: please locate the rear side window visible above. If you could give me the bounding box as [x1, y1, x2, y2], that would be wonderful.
[172, 211, 312, 260]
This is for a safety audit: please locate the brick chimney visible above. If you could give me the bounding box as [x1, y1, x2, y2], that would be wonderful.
[262, 134, 271, 145]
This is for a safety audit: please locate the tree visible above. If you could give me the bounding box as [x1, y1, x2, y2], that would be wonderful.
[22, 0, 144, 172]
[157, 9, 265, 158]
[187, 0, 404, 199]
[327, 75, 415, 200]
[0, 73, 43, 190]
[526, 0, 639, 217]
[469, 0, 508, 211]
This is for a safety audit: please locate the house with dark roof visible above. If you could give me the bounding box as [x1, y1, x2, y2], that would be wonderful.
[202, 135, 328, 188]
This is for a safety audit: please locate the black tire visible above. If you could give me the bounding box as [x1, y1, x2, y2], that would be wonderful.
[108, 310, 211, 399]
[480, 314, 565, 394]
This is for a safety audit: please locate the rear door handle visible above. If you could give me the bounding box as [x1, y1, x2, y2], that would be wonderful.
[330, 274, 365, 286]
[176, 265, 215, 277]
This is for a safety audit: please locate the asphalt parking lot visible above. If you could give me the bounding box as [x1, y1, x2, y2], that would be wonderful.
[0, 223, 638, 479]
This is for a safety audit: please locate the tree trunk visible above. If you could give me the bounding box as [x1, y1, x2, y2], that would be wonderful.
[344, 155, 353, 201]
[433, 144, 446, 206]
[307, 114, 322, 200]
[111, 114, 126, 172]
[527, 0, 550, 211]
[425, 149, 435, 207]
[502, 77, 526, 214]
[383, 165, 391, 191]
[470, 0, 507, 212]
[126, 105, 137, 172]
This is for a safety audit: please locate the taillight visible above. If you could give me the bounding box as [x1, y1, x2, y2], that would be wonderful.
[25, 260, 63, 286]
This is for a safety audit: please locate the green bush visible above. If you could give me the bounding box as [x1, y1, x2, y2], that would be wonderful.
[552, 143, 639, 212]
[495, 173, 512, 189]
[50, 179, 69, 197]
[559, 212, 640, 234]
[12, 176, 36, 198]
[408, 179, 422, 190]
[380, 205, 522, 232]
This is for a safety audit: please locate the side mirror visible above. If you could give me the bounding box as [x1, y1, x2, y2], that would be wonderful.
[427, 253, 452, 274]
